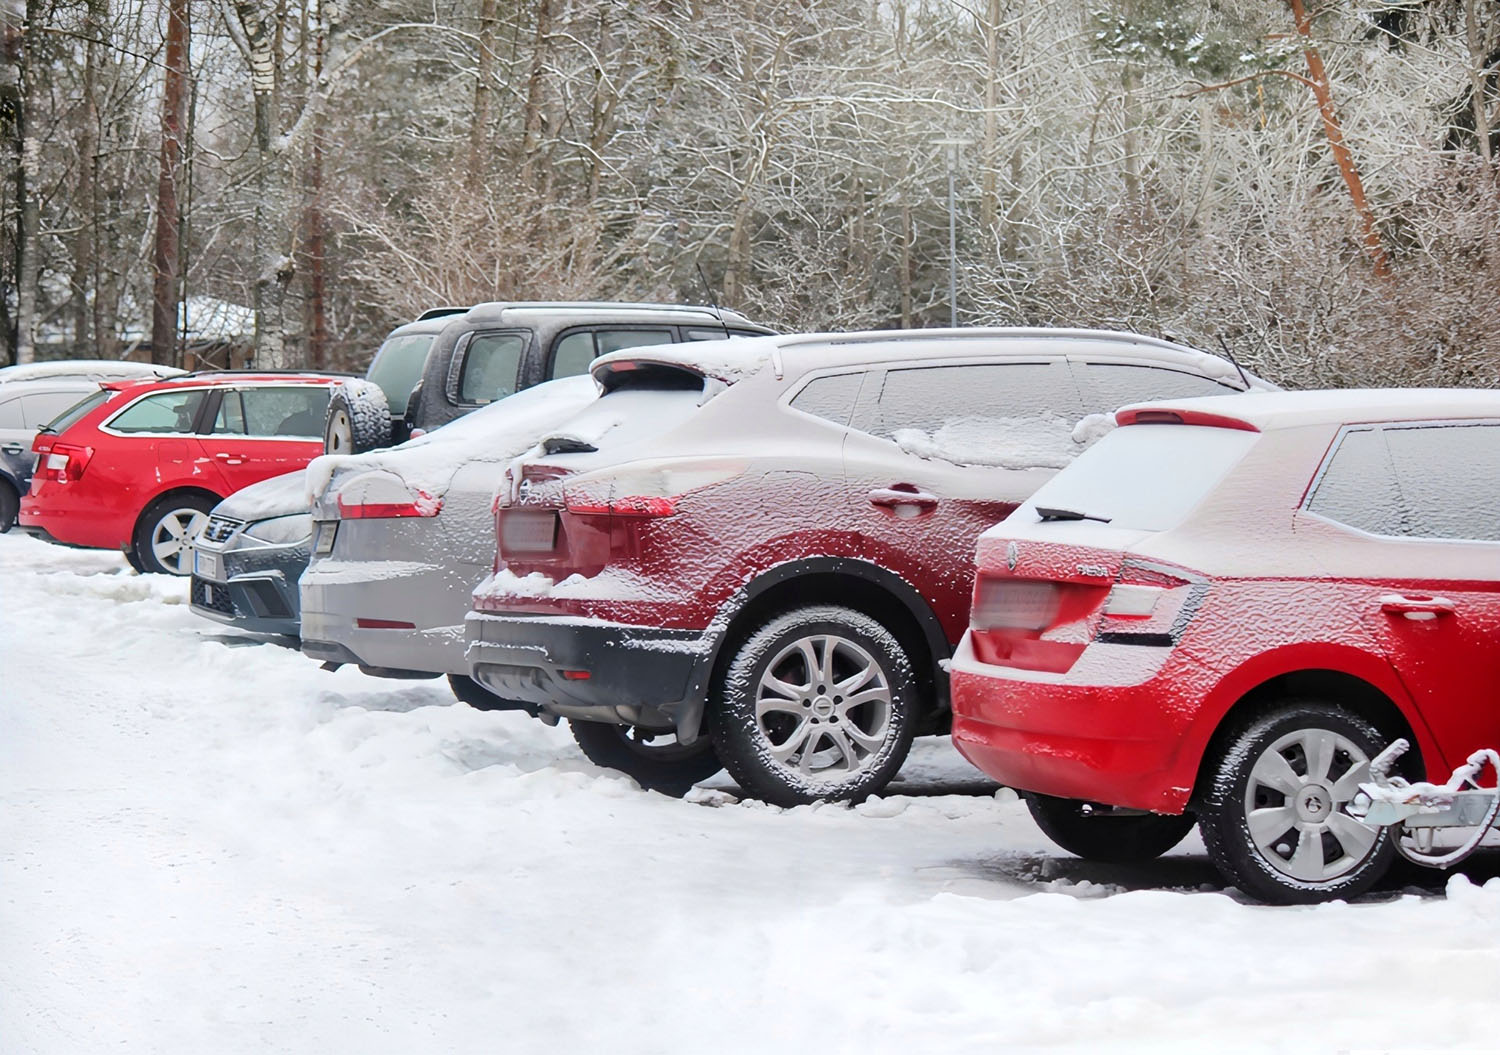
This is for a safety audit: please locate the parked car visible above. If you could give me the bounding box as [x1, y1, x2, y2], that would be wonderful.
[948, 388, 1500, 904]
[465, 328, 1275, 801]
[20, 371, 345, 574]
[0, 359, 182, 384]
[324, 302, 772, 455]
[300, 376, 600, 694]
[193, 302, 774, 641]
[188, 470, 310, 637]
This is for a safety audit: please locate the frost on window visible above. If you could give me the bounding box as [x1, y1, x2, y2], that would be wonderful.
[1385, 423, 1500, 542]
[789, 372, 862, 427]
[871, 362, 1088, 469]
[1073, 363, 1238, 407]
[1306, 428, 1403, 537]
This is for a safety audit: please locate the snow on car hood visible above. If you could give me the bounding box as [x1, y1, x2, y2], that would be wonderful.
[305, 374, 599, 507]
[215, 469, 311, 522]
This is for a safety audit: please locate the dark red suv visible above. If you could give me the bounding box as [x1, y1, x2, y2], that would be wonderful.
[21, 372, 342, 574]
[464, 329, 1271, 801]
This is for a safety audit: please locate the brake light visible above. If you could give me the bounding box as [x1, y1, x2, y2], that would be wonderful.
[41, 442, 93, 483]
[337, 494, 442, 519]
[562, 462, 746, 519]
[566, 495, 677, 518]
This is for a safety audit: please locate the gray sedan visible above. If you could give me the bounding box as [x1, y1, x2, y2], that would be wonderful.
[299, 376, 598, 691]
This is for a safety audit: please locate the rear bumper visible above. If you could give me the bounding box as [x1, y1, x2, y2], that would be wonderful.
[948, 631, 1198, 814]
[465, 611, 710, 721]
[18, 493, 126, 549]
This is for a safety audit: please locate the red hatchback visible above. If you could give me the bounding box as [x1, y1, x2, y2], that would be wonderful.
[950, 389, 1500, 903]
[21, 372, 340, 574]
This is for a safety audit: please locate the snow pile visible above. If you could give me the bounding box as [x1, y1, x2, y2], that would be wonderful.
[305, 374, 598, 504]
[5, 532, 1500, 1055]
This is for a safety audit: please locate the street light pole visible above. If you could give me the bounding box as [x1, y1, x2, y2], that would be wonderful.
[934, 137, 971, 329]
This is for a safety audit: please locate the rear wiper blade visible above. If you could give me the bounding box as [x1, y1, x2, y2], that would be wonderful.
[541, 435, 597, 455]
[1035, 505, 1111, 524]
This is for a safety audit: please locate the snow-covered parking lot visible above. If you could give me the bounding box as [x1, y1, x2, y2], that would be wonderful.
[3, 532, 1499, 1054]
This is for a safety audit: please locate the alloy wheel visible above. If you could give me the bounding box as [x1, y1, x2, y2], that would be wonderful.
[753, 633, 894, 783]
[150, 507, 209, 575]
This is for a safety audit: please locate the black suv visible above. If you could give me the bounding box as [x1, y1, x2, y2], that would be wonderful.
[325, 302, 771, 454]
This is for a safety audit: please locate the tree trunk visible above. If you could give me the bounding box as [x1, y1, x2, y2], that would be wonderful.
[468, 0, 499, 188]
[150, 0, 189, 367]
[1467, 0, 1493, 164]
[519, 0, 554, 186]
[304, 15, 326, 369]
[1288, 0, 1389, 276]
[12, 0, 42, 365]
[71, 0, 105, 357]
[979, 0, 1000, 233]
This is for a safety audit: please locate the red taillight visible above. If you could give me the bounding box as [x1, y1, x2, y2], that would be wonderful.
[356, 617, 417, 629]
[336, 493, 442, 519]
[41, 442, 93, 483]
[565, 495, 677, 518]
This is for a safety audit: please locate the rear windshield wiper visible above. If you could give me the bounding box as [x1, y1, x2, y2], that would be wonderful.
[1035, 505, 1112, 524]
[541, 435, 598, 455]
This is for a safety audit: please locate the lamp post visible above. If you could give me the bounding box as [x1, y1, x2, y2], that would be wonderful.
[933, 137, 971, 328]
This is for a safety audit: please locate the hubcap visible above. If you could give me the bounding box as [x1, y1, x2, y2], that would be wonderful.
[1243, 727, 1379, 883]
[150, 508, 209, 574]
[753, 633, 893, 784]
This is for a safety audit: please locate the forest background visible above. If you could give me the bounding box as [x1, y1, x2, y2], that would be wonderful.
[1, 0, 1498, 388]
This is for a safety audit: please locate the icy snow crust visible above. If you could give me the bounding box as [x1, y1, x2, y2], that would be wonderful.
[5, 532, 1499, 1055]
[213, 469, 311, 522]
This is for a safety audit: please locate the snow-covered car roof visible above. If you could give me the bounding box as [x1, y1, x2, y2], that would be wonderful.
[0, 359, 184, 384]
[590, 327, 1266, 388]
[1118, 388, 1500, 432]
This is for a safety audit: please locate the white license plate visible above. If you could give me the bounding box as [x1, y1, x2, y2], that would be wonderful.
[194, 549, 223, 581]
[313, 521, 337, 556]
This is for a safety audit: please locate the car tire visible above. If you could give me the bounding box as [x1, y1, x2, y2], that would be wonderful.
[1025, 793, 1196, 863]
[133, 493, 217, 576]
[123, 545, 146, 574]
[0, 479, 17, 533]
[448, 674, 531, 712]
[323, 381, 391, 456]
[568, 719, 724, 797]
[708, 604, 918, 806]
[1198, 701, 1397, 904]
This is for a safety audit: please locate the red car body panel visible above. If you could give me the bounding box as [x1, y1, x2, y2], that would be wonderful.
[951, 394, 1500, 815]
[20, 375, 335, 551]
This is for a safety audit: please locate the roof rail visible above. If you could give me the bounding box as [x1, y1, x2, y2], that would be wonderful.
[166, 368, 360, 380]
[774, 327, 1206, 355]
[414, 306, 471, 321]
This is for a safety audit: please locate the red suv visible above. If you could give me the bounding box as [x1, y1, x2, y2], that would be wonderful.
[465, 329, 1268, 801]
[950, 389, 1500, 903]
[21, 372, 341, 574]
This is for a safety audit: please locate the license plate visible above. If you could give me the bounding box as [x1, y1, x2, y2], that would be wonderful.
[313, 521, 337, 556]
[194, 549, 223, 581]
[501, 510, 558, 553]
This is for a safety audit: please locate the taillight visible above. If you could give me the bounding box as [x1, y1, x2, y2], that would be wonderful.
[1094, 562, 1196, 644]
[332, 471, 442, 519]
[561, 462, 745, 519]
[41, 442, 93, 483]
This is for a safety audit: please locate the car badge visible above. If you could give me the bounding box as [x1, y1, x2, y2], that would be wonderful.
[1006, 541, 1019, 572]
[517, 478, 533, 501]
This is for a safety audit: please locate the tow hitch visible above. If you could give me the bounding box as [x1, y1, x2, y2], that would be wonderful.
[1348, 739, 1500, 869]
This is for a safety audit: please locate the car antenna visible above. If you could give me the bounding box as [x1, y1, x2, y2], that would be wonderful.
[695, 262, 732, 341]
[1215, 334, 1253, 391]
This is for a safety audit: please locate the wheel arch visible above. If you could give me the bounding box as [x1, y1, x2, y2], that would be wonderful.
[132, 484, 225, 542]
[1187, 664, 1429, 807]
[677, 557, 952, 741]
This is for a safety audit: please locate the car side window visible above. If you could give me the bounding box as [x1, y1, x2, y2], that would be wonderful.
[789, 373, 863, 427]
[685, 327, 765, 341]
[0, 396, 23, 429]
[549, 332, 596, 380]
[1305, 427, 1409, 538]
[239, 386, 331, 437]
[18, 390, 87, 427]
[594, 328, 674, 355]
[1384, 423, 1500, 541]
[459, 333, 526, 404]
[212, 392, 247, 434]
[860, 361, 1088, 468]
[107, 389, 209, 434]
[1073, 363, 1237, 409]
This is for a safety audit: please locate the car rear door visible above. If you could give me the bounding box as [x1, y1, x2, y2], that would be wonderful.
[840, 358, 1081, 641]
[1302, 421, 1500, 771]
[200, 384, 331, 492]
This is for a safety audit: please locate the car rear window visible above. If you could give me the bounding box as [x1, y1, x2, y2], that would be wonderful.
[540, 369, 705, 455]
[41, 388, 111, 433]
[366, 334, 434, 415]
[1016, 424, 1259, 531]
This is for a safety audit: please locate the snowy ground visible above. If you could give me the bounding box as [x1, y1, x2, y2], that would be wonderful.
[3, 532, 1498, 1055]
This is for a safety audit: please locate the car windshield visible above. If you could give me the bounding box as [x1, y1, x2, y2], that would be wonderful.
[1016, 423, 1258, 532]
[39, 388, 110, 434]
[366, 334, 435, 415]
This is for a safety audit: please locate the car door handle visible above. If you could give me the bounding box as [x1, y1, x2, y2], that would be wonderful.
[214, 452, 245, 465]
[868, 486, 939, 510]
[1379, 594, 1455, 620]
[0, 444, 22, 455]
